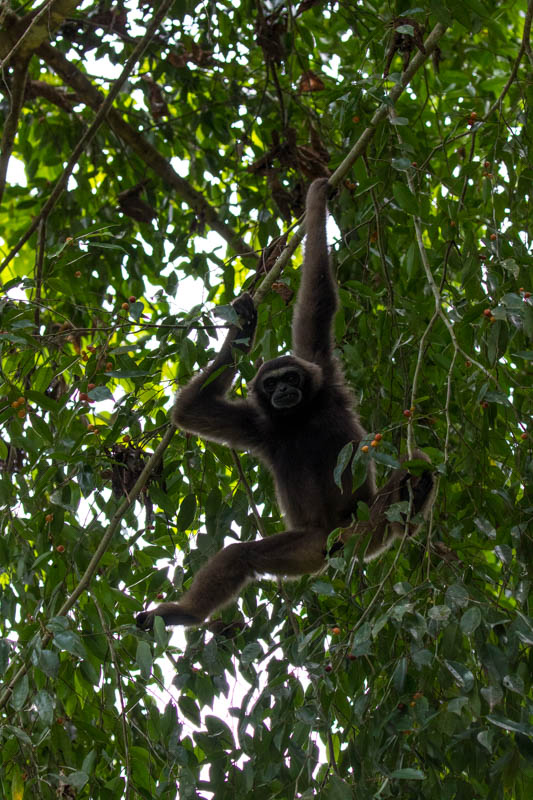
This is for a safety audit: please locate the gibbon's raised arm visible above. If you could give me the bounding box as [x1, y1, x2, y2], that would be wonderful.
[291, 178, 338, 371]
[173, 292, 264, 451]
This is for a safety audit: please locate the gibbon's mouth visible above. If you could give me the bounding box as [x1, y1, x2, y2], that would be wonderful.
[271, 389, 302, 409]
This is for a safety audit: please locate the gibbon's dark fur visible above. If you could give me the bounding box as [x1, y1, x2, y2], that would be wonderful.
[136, 178, 435, 630]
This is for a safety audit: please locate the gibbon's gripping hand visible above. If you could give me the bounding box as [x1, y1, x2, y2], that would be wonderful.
[231, 291, 257, 352]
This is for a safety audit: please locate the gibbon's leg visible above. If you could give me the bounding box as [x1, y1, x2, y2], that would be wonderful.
[136, 528, 328, 629]
[342, 458, 435, 560]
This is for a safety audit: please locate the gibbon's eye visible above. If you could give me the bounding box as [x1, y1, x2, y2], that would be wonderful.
[285, 371, 300, 387]
[263, 377, 277, 393]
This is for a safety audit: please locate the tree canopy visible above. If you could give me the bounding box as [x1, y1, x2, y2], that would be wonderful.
[1, 0, 533, 798]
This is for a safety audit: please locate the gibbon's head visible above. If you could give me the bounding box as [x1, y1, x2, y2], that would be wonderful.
[251, 355, 323, 415]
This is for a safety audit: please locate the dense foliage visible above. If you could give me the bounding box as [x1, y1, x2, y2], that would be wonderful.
[1, 0, 533, 797]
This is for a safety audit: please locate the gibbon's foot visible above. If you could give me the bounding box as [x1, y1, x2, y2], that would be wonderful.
[135, 605, 202, 630]
[400, 469, 434, 514]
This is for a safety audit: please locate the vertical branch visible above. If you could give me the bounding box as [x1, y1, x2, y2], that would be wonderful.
[0, 57, 29, 206]
[33, 219, 46, 331]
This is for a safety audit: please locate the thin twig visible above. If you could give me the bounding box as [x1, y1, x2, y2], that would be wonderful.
[94, 600, 132, 800]
[33, 219, 46, 331]
[485, 1, 533, 119]
[0, 0, 57, 68]
[0, 0, 175, 273]
[0, 422, 175, 710]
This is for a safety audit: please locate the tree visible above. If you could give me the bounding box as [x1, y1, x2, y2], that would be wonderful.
[0, 1, 532, 797]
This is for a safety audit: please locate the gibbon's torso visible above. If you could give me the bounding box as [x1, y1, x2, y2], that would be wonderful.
[258, 384, 374, 530]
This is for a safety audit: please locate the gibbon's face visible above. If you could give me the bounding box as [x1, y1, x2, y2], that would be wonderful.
[252, 356, 324, 415]
[260, 366, 304, 410]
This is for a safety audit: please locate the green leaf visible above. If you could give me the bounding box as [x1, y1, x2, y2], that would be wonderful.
[334, 442, 353, 490]
[35, 690, 54, 726]
[177, 493, 197, 531]
[392, 182, 419, 215]
[445, 660, 475, 692]
[460, 606, 481, 635]
[11, 674, 29, 711]
[389, 768, 426, 780]
[136, 641, 153, 680]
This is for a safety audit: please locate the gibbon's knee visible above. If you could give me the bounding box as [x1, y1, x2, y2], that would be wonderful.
[339, 461, 435, 561]
[136, 531, 328, 629]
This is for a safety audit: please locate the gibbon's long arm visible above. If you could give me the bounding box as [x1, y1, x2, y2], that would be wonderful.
[173, 293, 264, 452]
[291, 178, 338, 371]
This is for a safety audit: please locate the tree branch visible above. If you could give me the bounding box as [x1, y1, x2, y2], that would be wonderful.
[36, 43, 255, 260]
[253, 22, 448, 305]
[0, 0, 82, 64]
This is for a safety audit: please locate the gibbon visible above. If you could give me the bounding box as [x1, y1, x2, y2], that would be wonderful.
[136, 178, 435, 629]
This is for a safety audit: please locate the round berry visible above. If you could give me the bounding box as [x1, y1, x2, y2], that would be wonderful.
[56, 545, 65, 553]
